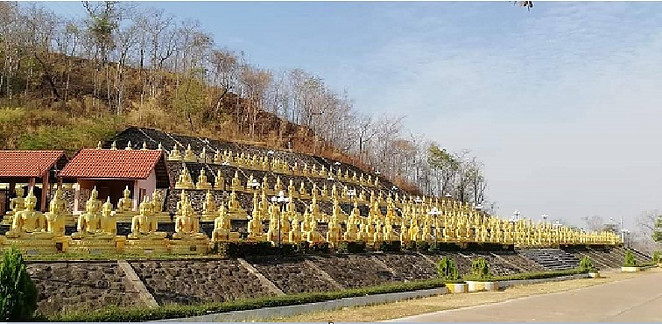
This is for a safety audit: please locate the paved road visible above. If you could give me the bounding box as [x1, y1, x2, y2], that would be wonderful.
[391, 271, 662, 322]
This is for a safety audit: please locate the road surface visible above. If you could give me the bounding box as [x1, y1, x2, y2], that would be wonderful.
[391, 270, 662, 322]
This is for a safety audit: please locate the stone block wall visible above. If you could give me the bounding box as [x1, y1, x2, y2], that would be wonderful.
[309, 254, 399, 288]
[27, 261, 141, 316]
[130, 260, 275, 305]
[246, 256, 340, 294]
[373, 253, 438, 281]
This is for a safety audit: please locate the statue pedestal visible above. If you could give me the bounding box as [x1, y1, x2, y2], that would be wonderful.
[228, 209, 248, 220]
[124, 237, 169, 254]
[114, 212, 138, 223]
[169, 238, 210, 255]
[69, 236, 125, 254]
[5, 235, 69, 254]
[1, 213, 13, 226]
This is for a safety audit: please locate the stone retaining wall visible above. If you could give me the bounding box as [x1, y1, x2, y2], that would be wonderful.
[27, 261, 141, 316]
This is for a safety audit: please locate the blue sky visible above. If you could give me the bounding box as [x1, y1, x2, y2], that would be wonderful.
[45, 1, 662, 230]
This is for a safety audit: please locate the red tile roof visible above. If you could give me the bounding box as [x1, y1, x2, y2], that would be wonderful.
[0, 150, 66, 178]
[59, 149, 163, 179]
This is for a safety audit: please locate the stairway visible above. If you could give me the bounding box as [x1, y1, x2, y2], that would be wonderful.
[518, 249, 580, 270]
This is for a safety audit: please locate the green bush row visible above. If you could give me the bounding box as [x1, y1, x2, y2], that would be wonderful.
[47, 278, 446, 322]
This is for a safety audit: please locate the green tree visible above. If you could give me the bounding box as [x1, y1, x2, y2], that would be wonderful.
[427, 144, 459, 197]
[470, 257, 491, 280]
[436, 257, 460, 281]
[0, 245, 38, 321]
[623, 250, 637, 267]
[578, 256, 595, 272]
[653, 214, 662, 243]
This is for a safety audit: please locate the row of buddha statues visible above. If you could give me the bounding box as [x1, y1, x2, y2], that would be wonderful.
[1, 185, 622, 254]
[166, 142, 379, 186]
[102, 139, 380, 186]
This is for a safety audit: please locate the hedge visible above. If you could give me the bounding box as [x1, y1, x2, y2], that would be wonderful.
[47, 278, 446, 322]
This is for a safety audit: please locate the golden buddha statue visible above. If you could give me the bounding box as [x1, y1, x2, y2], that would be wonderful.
[231, 170, 242, 191]
[152, 190, 165, 214]
[116, 185, 133, 214]
[213, 150, 223, 164]
[202, 190, 218, 221]
[7, 186, 25, 218]
[247, 193, 265, 241]
[212, 205, 239, 241]
[267, 202, 282, 244]
[227, 190, 247, 219]
[305, 216, 324, 243]
[262, 175, 270, 195]
[168, 144, 182, 161]
[6, 188, 48, 239]
[320, 184, 328, 200]
[196, 169, 213, 190]
[289, 216, 302, 243]
[128, 197, 167, 240]
[326, 211, 342, 245]
[299, 182, 309, 199]
[45, 189, 68, 237]
[288, 179, 297, 199]
[302, 163, 310, 176]
[408, 217, 420, 242]
[301, 210, 312, 234]
[72, 188, 107, 239]
[199, 147, 208, 163]
[175, 165, 196, 190]
[274, 176, 283, 194]
[292, 162, 300, 175]
[172, 197, 207, 240]
[183, 144, 197, 162]
[344, 216, 359, 242]
[383, 215, 397, 241]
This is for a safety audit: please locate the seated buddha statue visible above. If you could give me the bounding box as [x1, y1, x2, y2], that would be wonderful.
[72, 197, 116, 239]
[274, 176, 283, 194]
[213, 150, 223, 164]
[266, 202, 281, 244]
[196, 169, 213, 190]
[202, 190, 218, 221]
[72, 188, 107, 239]
[230, 170, 241, 191]
[226, 190, 247, 219]
[289, 216, 302, 243]
[6, 187, 48, 239]
[383, 215, 397, 241]
[288, 179, 297, 199]
[172, 197, 207, 240]
[168, 144, 182, 161]
[214, 170, 225, 191]
[408, 218, 420, 242]
[128, 197, 167, 239]
[306, 217, 324, 243]
[116, 186, 134, 214]
[299, 181, 309, 198]
[7, 186, 25, 218]
[344, 216, 358, 241]
[320, 184, 328, 200]
[183, 144, 197, 162]
[292, 162, 300, 175]
[45, 189, 68, 237]
[152, 190, 165, 214]
[301, 210, 312, 234]
[302, 163, 310, 176]
[247, 194, 265, 241]
[199, 147, 208, 163]
[373, 221, 384, 243]
[211, 206, 240, 242]
[326, 213, 341, 245]
[175, 165, 196, 189]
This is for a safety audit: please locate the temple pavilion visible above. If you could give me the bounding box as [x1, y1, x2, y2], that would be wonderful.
[58, 148, 170, 214]
[0, 150, 68, 214]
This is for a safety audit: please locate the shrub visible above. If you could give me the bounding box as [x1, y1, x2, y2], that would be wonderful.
[623, 250, 638, 267]
[0, 245, 38, 321]
[436, 257, 460, 282]
[652, 251, 661, 263]
[469, 257, 491, 280]
[379, 241, 402, 253]
[578, 256, 596, 272]
[415, 241, 430, 252]
[404, 241, 417, 251]
[337, 241, 366, 254]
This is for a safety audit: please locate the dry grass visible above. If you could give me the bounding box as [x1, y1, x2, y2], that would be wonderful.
[274, 268, 661, 322]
